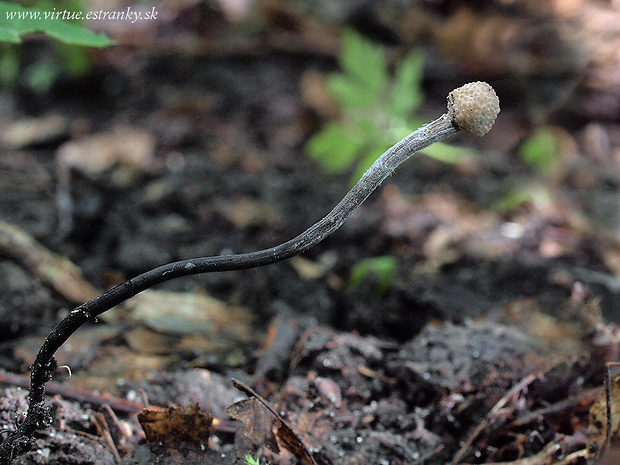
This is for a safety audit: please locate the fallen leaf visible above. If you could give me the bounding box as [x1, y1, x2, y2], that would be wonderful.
[226, 379, 318, 465]
[138, 404, 214, 446]
[290, 256, 325, 279]
[0, 220, 100, 304]
[128, 289, 252, 339]
[123, 326, 180, 355]
[214, 197, 281, 228]
[57, 126, 155, 175]
[0, 114, 67, 149]
[226, 396, 280, 453]
[589, 365, 620, 450]
[217, 0, 256, 22]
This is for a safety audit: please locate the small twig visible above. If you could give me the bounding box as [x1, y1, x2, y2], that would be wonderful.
[0, 221, 100, 304]
[0, 370, 147, 415]
[479, 441, 560, 465]
[551, 448, 591, 465]
[607, 363, 613, 446]
[0, 82, 499, 464]
[509, 387, 601, 428]
[91, 412, 122, 463]
[604, 361, 620, 449]
[451, 373, 537, 465]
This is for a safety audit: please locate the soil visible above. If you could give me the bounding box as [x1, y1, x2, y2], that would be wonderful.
[1, 1, 620, 464]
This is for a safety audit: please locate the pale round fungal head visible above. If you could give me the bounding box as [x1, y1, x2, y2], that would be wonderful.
[447, 81, 500, 137]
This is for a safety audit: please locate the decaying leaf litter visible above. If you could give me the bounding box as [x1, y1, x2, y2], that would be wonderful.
[1, 0, 620, 463]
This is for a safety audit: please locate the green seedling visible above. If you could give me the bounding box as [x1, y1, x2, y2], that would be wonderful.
[0, 1, 112, 46]
[518, 126, 560, 175]
[494, 127, 559, 212]
[348, 256, 397, 296]
[0, 82, 499, 464]
[306, 28, 472, 183]
[244, 453, 262, 465]
[494, 182, 552, 213]
[0, 0, 113, 90]
[244, 452, 270, 465]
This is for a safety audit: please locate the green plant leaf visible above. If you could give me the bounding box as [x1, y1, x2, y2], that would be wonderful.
[0, 43, 19, 86]
[420, 142, 472, 164]
[338, 28, 387, 102]
[518, 127, 559, 174]
[305, 122, 362, 174]
[24, 59, 59, 93]
[494, 184, 552, 212]
[0, 1, 113, 47]
[327, 73, 376, 109]
[244, 454, 260, 465]
[305, 29, 457, 181]
[55, 41, 92, 76]
[389, 48, 424, 118]
[354, 117, 383, 143]
[348, 256, 397, 296]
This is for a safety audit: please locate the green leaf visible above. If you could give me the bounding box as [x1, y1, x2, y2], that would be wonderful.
[327, 73, 376, 109]
[420, 142, 472, 164]
[389, 48, 424, 118]
[348, 256, 397, 296]
[24, 59, 60, 93]
[0, 43, 19, 86]
[494, 184, 551, 213]
[338, 28, 387, 102]
[306, 31, 442, 180]
[244, 454, 260, 465]
[55, 41, 92, 76]
[305, 122, 362, 174]
[354, 117, 383, 142]
[518, 127, 559, 174]
[0, 1, 114, 47]
[0, 27, 17, 43]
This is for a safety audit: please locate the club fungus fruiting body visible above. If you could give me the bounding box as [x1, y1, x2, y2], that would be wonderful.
[0, 83, 500, 464]
[448, 81, 500, 137]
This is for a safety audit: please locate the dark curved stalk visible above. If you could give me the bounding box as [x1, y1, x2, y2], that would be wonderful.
[0, 113, 458, 463]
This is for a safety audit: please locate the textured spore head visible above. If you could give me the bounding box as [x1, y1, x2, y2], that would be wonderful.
[447, 81, 500, 137]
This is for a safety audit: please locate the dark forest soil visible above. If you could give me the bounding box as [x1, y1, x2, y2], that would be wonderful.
[2, 1, 620, 464]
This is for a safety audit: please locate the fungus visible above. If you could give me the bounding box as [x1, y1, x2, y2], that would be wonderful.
[0, 83, 500, 464]
[448, 81, 500, 137]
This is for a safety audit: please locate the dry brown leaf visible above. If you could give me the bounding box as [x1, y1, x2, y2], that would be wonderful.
[138, 404, 214, 446]
[0, 114, 67, 149]
[0, 220, 100, 304]
[68, 345, 169, 393]
[217, 0, 256, 22]
[214, 197, 281, 228]
[226, 396, 281, 453]
[589, 367, 620, 450]
[289, 256, 325, 280]
[128, 289, 252, 340]
[300, 69, 338, 119]
[123, 326, 180, 355]
[57, 126, 155, 175]
[226, 379, 318, 465]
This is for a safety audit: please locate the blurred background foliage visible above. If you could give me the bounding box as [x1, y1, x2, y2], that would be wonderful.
[0, 0, 112, 91]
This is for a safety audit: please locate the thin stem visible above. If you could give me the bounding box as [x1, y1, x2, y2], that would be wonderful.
[0, 112, 457, 464]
